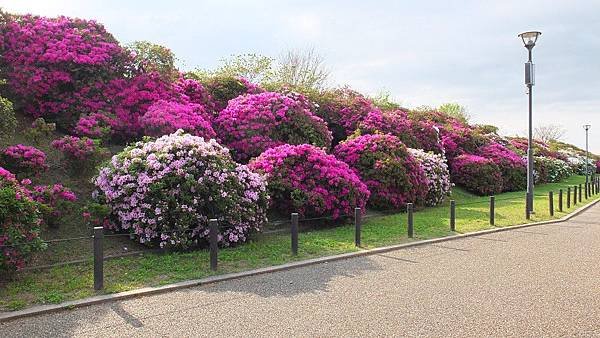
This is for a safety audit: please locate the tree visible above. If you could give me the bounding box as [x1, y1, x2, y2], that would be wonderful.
[192, 54, 274, 83]
[370, 90, 402, 111]
[534, 124, 566, 143]
[127, 41, 178, 79]
[438, 103, 470, 123]
[272, 47, 330, 90]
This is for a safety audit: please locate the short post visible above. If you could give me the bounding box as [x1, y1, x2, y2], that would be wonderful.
[549, 191, 554, 217]
[574, 185, 578, 205]
[354, 207, 361, 247]
[490, 196, 495, 226]
[93, 226, 104, 291]
[567, 186, 571, 208]
[579, 184, 582, 202]
[450, 200, 456, 232]
[525, 194, 531, 220]
[209, 219, 218, 271]
[585, 182, 588, 199]
[407, 203, 414, 238]
[291, 213, 299, 255]
[558, 189, 563, 212]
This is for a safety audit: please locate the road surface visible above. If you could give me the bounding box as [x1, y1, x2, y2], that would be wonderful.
[2, 203, 600, 337]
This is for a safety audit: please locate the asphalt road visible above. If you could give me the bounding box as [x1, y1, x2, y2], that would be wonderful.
[2, 204, 600, 337]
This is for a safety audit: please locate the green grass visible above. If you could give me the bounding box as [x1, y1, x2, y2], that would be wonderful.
[1, 175, 597, 312]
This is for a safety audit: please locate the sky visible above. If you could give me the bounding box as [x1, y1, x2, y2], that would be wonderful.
[3, 0, 600, 152]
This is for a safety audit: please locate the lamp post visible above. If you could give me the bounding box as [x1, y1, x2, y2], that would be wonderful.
[584, 124, 591, 189]
[518, 31, 542, 215]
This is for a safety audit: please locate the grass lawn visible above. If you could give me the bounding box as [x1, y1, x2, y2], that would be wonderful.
[0, 175, 598, 312]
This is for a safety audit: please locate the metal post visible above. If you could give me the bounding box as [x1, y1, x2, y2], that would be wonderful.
[549, 191, 554, 217]
[558, 189, 563, 212]
[567, 186, 571, 208]
[450, 200, 456, 232]
[407, 203, 414, 238]
[354, 207, 361, 247]
[291, 213, 299, 255]
[490, 196, 495, 226]
[93, 226, 104, 290]
[526, 46, 535, 215]
[209, 219, 218, 271]
[585, 125, 590, 192]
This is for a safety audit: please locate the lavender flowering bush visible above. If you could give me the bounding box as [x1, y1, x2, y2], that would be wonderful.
[409, 148, 452, 206]
[93, 130, 269, 248]
[215, 92, 332, 163]
[334, 134, 428, 209]
[249, 144, 369, 218]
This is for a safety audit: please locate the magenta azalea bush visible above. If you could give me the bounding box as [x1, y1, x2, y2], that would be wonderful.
[74, 113, 114, 141]
[173, 77, 216, 114]
[31, 184, 77, 228]
[477, 143, 527, 192]
[334, 134, 428, 209]
[409, 148, 452, 206]
[358, 109, 443, 153]
[215, 92, 332, 162]
[93, 130, 269, 248]
[249, 144, 369, 218]
[1, 144, 48, 176]
[52, 135, 108, 170]
[140, 100, 215, 139]
[0, 167, 46, 271]
[451, 154, 503, 196]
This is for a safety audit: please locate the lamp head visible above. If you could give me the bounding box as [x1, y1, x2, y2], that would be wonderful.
[518, 31, 542, 48]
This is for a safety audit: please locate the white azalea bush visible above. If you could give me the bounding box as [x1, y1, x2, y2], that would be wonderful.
[93, 130, 269, 248]
[409, 148, 452, 206]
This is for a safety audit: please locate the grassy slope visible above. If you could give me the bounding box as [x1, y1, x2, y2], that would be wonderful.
[1, 173, 596, 311]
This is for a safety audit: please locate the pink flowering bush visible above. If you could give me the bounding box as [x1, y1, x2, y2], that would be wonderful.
[315, 88, 381, 145]
[173, 77, 215, 114]
[1, 145, 48, 177]
[250, 144, 369, 218]
[477, 143, 527, 191]
[51, 136, 108, 171]
[74, 113, 114, 141]
[409, 149, 452, 206]
[0, 167, 46, 272]
[0, 13, 132, 127]
[596, 160, 600, 174]
[450, 154, 503, 196]
[140, 100, 216, 139]
[93, 130, 269, 249]
[334, 134, 428, 209]
[215, 92, 332, 162]
[31, 184, 77, 228]
[358, 109, 443, 153]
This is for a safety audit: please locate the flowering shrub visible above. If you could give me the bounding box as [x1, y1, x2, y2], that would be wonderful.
[249, 144, 369, 218]
[74, 113, 114, 141]
[566, 155, 595, 176]
[597, 160, 600, 174]
[215, 92, 332, 162]
[140, 100, 216, 139]
[52, 136, 108, 171]
[202, 75, 263, 113]
[1, 145, 48, 177]
[358, 109, 443, 153]
[93, 130, 269, 248]
[0, 95, 16, 140]
[173, 77, 215, 114]
[1, 13, 131, 127]
[451, 154, 503, 195]
[534, 156, 572, 183]
[25, 118, 56, 145]
[334, 134, 428, 209]
[315, 88, 382, 145]
[409, 148, 452, 206]
[477, 143, 527, 191]
[31, 184, 77, 228]
[0, 167, 46, 271]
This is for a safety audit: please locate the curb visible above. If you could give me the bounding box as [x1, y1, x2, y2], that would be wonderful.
[1, 198, 598, 323]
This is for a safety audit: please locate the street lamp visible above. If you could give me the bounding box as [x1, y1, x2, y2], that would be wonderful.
[518, 30, 541, 218]
[584, 124, 591, 192]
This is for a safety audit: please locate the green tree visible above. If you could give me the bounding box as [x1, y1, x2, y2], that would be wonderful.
[127, 41, 178, 79]
[438, 102, 470, 123]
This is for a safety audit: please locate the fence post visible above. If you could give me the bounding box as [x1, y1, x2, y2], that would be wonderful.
[354, 207, 361, 247]
[490, 196, 495, 226]
[93, 226, 104, 291]
[525, 194, 530, 220]
[549, 191, 554, 216]
[291, 213, 299, 255]
[574, 185, 578, 205]
[567, 187, 571, 209]
[579, 184, 582, 202]
[558, 189, 563, 212]
[450, 200, 456, 232]
[209, 219, 218, 271]
[407, 203, 414, 238]
[585, 182, 588, 199]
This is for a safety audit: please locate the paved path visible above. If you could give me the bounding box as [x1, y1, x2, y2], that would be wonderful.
[3, 204, 600, 337]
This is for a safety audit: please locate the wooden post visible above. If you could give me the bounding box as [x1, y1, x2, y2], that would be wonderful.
[490, 196, 495, 226]
[407, 203, 414, 238]
[354, 208, 361, 247]
[209, 219, 218, 271]
[93, 227, 104, 290]
[549, 191, 554, 217]
[567, 186, 571, 209]
[558, 189, 563, 212]
[450, 200, 456, 232]
[291, 213, 299, 255]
